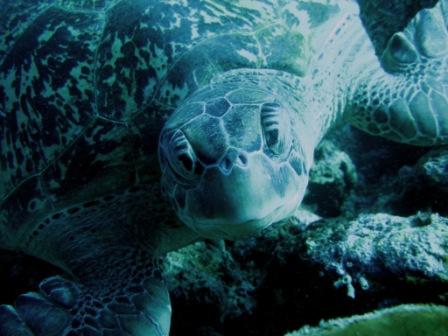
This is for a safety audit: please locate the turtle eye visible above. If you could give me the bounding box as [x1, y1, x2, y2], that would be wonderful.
[260, 102, 291, 156]
[167, 130, 198, 180]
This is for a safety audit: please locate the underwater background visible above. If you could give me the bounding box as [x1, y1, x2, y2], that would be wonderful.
[0, 0, 447, 335]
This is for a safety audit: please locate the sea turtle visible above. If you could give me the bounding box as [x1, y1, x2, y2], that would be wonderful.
[0, 0, 447, 335]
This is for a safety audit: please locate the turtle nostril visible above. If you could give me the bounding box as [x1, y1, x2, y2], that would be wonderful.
[219, 149, 248, 174]
[237, 153, 248, 167]
[219, 156, 234, 175]
[224, 158, 232, 169]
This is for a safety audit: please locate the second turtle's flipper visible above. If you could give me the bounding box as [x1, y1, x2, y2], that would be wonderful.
[348, 0, 448, 146]
[0, 259, 171, 336]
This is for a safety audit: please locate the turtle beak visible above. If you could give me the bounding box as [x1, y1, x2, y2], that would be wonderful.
[176, 153, 308, 240]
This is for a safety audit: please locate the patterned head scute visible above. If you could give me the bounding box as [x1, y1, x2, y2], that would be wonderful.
[159, 82, 309, 239]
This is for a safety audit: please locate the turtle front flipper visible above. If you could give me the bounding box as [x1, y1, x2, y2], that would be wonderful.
[348, 0, 448, 146]
[0, 258, 171, 336]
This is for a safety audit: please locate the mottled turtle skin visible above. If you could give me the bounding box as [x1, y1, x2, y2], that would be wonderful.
[0, 0, 448, 335]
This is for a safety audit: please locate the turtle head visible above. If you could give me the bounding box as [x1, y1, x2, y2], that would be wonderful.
[158, 83, 309, 239]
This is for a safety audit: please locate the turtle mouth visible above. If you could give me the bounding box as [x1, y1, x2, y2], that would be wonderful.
[189, 204, 291, 240]
[160, 146, 309, 240]
[172, 162, 306, 240]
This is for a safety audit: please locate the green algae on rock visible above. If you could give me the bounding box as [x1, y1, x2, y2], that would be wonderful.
[285, 304, 448, 336]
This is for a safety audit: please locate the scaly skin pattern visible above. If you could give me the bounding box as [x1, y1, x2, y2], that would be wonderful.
[346, 1, 448, 145]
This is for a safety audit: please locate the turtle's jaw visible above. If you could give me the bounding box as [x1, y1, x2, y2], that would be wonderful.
[178, 194, 301, 240]
[163, 153, 308, 240]
[179, 205, 286, 240]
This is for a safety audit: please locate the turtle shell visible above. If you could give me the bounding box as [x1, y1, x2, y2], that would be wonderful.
[0, 0, 348, 252]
